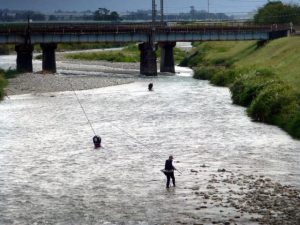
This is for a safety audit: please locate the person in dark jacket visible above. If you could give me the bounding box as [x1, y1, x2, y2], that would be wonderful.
[148, 83, 153, 91]
[164, 155, 176, 188]
[93, 135, 101, 149]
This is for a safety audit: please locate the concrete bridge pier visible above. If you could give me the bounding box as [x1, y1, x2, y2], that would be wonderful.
[41, 43, 57, 73]
[139, 42, 157, 76]
[160, 42, 176, 73]
[15, 44, 34, 72]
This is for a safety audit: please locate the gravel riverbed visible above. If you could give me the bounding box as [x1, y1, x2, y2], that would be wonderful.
[6, 58, 139, 96]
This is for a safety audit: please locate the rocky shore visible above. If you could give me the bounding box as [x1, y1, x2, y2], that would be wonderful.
[6, 57, 139, 96]
[185, 167, 300, 225]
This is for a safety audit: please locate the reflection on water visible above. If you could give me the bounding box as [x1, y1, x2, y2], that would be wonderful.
[0, 63, 299, 224]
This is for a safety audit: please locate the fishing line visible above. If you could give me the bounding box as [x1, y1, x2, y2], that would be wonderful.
[111, 120, 186, 174]
[68, 78, 96, 136]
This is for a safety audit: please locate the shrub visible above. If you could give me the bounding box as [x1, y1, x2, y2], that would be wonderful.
[0, 69, 19, 79]
[211, 68, 243, 87]
[230, 68, 276, 106]
[0, 45, 10, 55]
[211, 58, 233, 68]
[287, 109, 300, 138]
[247, 83, 298, 124]
[193, 67, 218, 80]
[179, 50, 205, 67]
[0, 73, 8, 100]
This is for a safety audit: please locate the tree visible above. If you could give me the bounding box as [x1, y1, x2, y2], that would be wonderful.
[254, 1, 300, 24]
[94, 8, 121, 21]
[110, 11, 120, 21]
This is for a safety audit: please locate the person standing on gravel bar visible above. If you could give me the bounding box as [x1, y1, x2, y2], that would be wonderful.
[164, 155, 176, 188]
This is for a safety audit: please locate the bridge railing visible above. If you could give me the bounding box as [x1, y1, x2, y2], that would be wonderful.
[0, 21, 290, 35]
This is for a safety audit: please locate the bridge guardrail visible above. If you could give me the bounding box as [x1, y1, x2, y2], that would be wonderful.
[0, 22, 290, 35]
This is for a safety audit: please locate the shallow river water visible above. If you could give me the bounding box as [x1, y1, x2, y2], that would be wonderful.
[0, 55, 300, 224]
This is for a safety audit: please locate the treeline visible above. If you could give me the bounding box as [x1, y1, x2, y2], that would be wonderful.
[254, 1, 300, 25]
[0, 9, 46, 21]
[123, 10, 231, 21]
[0, 9, 120, 22]
[0, 8, 230, 22]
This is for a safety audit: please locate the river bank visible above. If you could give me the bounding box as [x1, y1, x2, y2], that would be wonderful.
[2, 54, 140, 96]
[181, 37, 300, 139]
[0, 44, 133, 98]
[2, 42, 190, 97]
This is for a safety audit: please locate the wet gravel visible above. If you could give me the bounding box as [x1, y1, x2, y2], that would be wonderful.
[5, 57, 139, 96]
[189, 170, 300, 225]
[6, 72, 136, 96]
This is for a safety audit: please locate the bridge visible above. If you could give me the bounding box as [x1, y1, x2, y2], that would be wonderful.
[0, 22, 291, 75]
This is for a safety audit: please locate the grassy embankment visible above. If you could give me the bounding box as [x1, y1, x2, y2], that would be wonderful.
[65, 44, 187, 64]
[0, 69, 19, 100]
[181, 37, 300, 139]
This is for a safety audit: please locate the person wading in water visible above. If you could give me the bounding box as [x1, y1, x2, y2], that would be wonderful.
[163, 155, 176, 188]
[148, 83, 153, 91]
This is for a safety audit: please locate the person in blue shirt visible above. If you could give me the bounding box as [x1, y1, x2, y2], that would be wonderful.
[164, 155, 176, 188]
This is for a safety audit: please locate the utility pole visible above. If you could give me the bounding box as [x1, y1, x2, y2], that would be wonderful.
[190, 6, 195, 21]
[207, 0, 210, 20]
[152, 0, 156, 23]
[160, 0, 164, 23]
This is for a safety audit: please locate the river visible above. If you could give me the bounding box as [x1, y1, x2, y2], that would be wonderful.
[0, 52, 299, 224]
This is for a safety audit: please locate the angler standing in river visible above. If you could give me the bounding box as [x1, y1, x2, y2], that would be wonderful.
[163, 155, 176, 188]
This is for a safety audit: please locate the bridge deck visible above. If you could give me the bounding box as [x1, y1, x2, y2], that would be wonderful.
[0, 23, 290, 44]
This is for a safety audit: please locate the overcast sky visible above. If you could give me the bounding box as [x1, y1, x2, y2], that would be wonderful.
[1, 0, 300, 15]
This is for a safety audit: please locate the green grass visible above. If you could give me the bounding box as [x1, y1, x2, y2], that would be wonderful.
[236, 37, 300, 90]
[66, 44, 140, 62]
[0, 73, 8, 100]
[57, 43, 125, 51]
[182, 37, 300, 139]
[0, 69, 20, 100]
[66, 44, 186, 63]
[1, 43, 125, 56]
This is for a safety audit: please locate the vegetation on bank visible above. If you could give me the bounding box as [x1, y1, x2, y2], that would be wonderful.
[65, 44, 186, 64]
[181, 37, 300, 139]
[57, 43, 125, 51]
[1, 43, 126, 56]
[0, 69, 19, 100]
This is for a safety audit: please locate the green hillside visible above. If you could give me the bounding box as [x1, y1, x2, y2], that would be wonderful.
[183, 37, 300, 138]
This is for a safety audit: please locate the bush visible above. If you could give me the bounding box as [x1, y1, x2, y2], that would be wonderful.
[230, 68, 276, 106]
[0, 73, 8, 100]
[211, 68, 244, 87]
[287, 109, 300, 138]
[0, 69, 20, 101]
[0, 45, 10, 55]
[247, 82, 298, 124]
[179, 50, 205, 67]
[211, 58, 234, 68]
[193, 67, 218, 80]
[0, 69, 19, 79]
